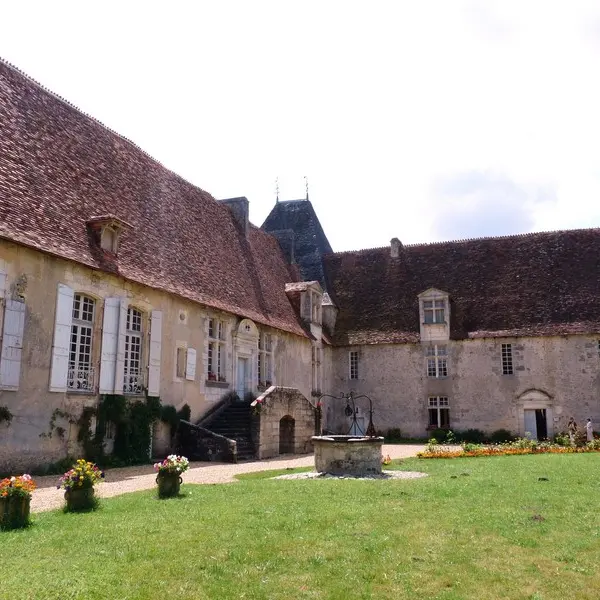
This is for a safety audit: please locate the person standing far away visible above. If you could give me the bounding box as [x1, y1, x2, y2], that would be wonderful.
[567, 417, 578, 445]
[586, 418, 594, 443]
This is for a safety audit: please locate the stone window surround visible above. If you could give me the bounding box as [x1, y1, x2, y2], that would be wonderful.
[175, 342, 188, 380]
[426, 344, 448, 378]
[207, 317, 227, 382]
[428, 395, 450, 429]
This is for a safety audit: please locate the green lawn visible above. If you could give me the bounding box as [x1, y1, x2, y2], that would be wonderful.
[2, 454, 600, 599]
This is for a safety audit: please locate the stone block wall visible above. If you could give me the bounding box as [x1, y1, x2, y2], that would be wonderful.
[254, 386, 318, 459]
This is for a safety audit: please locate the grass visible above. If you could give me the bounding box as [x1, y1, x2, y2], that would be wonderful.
[2, 454, 600, 599]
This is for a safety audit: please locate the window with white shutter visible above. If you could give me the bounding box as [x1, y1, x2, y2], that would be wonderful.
[0, 298, 26, 390]
[123, 307, 144, 395]
[99, 298, 121, 394]
[67, 294, 96, 392]
[186, 348, 197, 381]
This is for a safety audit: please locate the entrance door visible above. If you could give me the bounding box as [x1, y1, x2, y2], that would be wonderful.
[236, 357, 248, 400]
[279, 416, 295, 454]
[524, 410, 537, 439]
[535, 409, 548, 440]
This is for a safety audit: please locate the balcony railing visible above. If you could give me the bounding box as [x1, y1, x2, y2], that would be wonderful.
[123, 370, 144, 395]
[67, 366, 95, 392]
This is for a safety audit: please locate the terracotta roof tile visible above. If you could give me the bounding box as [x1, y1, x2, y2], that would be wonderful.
[0, 59, 305, 337]
[324, 229, 600, 344]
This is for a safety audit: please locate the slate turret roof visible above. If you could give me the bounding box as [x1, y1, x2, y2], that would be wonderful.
[0, 58, 305, 337]
[262, 199, 333, 289]
[323, 229, 600, 345]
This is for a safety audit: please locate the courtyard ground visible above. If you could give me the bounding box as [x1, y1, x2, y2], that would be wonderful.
[31, 443, 426, 512]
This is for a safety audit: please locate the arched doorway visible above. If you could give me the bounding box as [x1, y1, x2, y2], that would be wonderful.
[279, 416, 295, 454]
[517, 390, 553, 440]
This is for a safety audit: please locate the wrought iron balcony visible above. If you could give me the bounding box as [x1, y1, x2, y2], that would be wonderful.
[67, 366, 95, 392]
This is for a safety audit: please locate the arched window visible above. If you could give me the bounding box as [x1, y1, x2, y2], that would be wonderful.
[123, 307, 144, 394]
[67, 294, 95, 391]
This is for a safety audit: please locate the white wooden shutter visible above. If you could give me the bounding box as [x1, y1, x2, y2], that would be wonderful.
[0, 299, 26, 390]
[185, 347, 197, 381]
[99, 297, 120, 394]
[147, 310, 162, 395]
[49, 284, 74, 392]
[114, 298, 128, 394]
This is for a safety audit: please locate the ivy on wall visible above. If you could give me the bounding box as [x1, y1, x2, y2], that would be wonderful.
[41, 396, 190, 467]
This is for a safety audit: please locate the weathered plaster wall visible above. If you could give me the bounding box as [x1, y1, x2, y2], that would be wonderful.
[329, 337, 600, 438]
[0, 241, 313, 471]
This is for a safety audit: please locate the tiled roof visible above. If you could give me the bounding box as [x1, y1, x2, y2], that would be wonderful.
[262, 199, 333, 289]
[0, 59, 305, 337]
[324, 229, 600, 345]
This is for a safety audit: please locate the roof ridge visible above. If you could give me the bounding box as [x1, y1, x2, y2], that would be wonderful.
[328, 226, 600, 257]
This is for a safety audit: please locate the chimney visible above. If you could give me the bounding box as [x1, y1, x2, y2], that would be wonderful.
[219, 197, 249, 237]
[390, 237, 402, 258]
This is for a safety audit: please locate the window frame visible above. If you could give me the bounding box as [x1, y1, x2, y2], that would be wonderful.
[208, 318, 227, 382]
[123, 306, 144, 395]
[67, 293, 96, 393]
[426, 344, 448, 378]
[428, 396, 450, 429]
[258, 332, 273, 386]
[423, 299, 446, 324]
[349, 350, 359, 380]
[176, 346, 187, 379]
[501, 343, 514, 375]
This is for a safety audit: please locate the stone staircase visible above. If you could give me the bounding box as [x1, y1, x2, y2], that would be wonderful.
[202, 401, 256, 461]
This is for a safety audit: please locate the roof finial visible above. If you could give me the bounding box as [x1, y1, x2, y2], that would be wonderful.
[275, 177, 280, 203]
[304, 175, 309, 201]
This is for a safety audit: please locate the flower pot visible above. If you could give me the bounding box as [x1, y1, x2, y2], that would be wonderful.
[156, 472, 182, 498]
[0, 495, 31, 530]
[64, 486, 96, 511]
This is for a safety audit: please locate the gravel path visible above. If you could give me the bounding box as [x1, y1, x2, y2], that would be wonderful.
[31, 444, 425, 513]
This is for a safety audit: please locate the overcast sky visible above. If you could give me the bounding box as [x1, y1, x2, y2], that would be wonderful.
[2, 1, 600, 251]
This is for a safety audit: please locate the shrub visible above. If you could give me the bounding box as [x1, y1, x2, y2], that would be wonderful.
[460, 429, 487, 444]
[489, 429, 515, 444]
[554, 431, 571, 447]
[384, 428, 403, 442]
[429, 428, 452, 443]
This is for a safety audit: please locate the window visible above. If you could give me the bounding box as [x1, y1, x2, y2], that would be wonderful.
[68, 294, 95, 391]
[349, 351, 359, 380]
[123, 307, 144, 394]
[100, 227, 119, 253]
[426, 345, 448, 378]
[176, 347, 187, 379]
[311, 292, 321, 323]
[423, 299, 445, 324]
[208, 319, 226, 381]
[104, 421, 116, 440]
[428, 396, 450, 428]
[501, 343, 513, 375]
[258, 332, 273, 386]
[311, 344, 322, 394]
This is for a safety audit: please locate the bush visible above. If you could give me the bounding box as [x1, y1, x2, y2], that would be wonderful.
[489, 429, 515, 444]
[554, 431, 571, 447]
[459, 429, 486, 444]
[428, 428, 453, 443]
[385, 428, 403, 442]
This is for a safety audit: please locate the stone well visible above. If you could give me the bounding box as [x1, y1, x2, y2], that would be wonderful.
[312, 435, 385, 476]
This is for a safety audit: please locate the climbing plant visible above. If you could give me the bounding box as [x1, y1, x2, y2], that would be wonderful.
[0, 406, 13, 426]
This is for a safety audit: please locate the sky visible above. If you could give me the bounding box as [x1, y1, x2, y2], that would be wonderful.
[2, 1, 600, 251]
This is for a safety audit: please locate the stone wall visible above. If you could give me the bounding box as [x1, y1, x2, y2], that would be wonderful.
[254, 387, 318, 459]
[328, 336, 600, 439]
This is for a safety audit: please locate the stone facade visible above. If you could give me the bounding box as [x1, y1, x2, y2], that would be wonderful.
[0, 241, 316, 472]
[252, 387, 318, 459]
[328, 335, 600, 439]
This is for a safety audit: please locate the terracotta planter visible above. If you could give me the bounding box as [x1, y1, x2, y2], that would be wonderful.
[64, 486, 96, 511]
[156, 472, 182, 498]
[0, 495, 31, 530]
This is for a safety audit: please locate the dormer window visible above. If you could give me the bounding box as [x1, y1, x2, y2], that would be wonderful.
[423, 299, 445, 324]
[100, 226, 119, 253]
[87, 215, 133, 256]
[311, 292, 322, 324]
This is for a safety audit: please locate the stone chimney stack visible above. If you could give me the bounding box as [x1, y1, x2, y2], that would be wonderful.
[390, 237, 402, 258]
[219, 197, 249, 237]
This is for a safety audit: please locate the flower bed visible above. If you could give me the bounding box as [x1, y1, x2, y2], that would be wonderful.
[418, 438, 600, 459]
